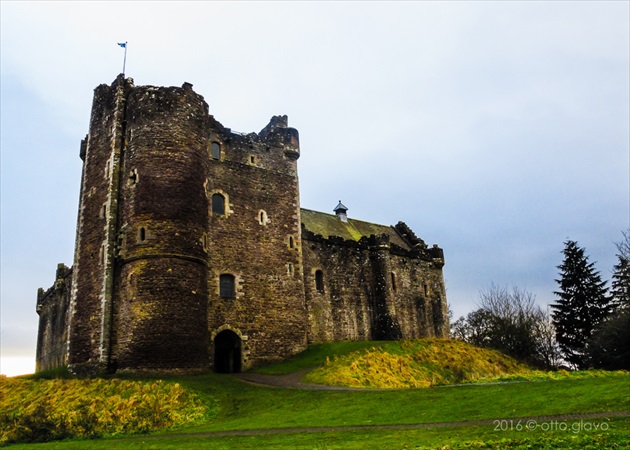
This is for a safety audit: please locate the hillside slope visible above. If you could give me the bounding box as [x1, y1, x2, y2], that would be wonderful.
[304, 338, 532, 388]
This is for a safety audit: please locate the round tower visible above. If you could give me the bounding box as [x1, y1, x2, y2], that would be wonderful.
[113, 82, 210, 371]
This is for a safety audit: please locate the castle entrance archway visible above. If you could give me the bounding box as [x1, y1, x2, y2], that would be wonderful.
[213, 330, 242, 373]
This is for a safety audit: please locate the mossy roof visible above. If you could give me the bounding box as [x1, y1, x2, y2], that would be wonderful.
[300, 208, 411, 250]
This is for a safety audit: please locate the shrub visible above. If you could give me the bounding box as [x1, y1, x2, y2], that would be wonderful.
[0, 377, 211, 445]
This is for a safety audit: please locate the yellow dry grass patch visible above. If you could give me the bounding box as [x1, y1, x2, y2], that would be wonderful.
[304, 338, 531, 388]
[0, 377, 209, 444]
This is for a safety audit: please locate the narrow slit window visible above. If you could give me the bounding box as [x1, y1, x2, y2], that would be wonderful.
[212, 194, 226, 216]
[289, 236, 295, 249]
[138, 227, 147, 243]
[391, 272, 397, 292]
[219, 274, 235, 298]
[315, 270, 324, 293]
[258, 210, 267, 225]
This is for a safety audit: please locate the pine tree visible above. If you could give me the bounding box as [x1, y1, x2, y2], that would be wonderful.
[551, 240, 611, 369]
[611, 230, 630, 311]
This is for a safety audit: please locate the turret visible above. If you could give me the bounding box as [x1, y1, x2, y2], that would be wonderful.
[113, 82, 211, 371]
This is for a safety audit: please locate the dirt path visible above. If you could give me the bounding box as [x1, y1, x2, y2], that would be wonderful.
[152, 410, 630, 438]
[234, 368, 361, 390]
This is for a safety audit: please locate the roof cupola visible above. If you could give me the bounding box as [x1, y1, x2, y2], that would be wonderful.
[333, 200, 348, 222]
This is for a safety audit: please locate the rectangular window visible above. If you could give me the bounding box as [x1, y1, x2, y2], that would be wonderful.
[220, 274, 235, 298]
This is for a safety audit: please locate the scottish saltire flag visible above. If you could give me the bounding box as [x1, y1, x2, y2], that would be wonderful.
[118, 42, 127, 48]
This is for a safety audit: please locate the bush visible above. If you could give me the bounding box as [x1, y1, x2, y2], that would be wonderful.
[0, 377, 211, 445]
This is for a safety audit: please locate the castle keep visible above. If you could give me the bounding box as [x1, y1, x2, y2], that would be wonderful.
[36, 75, 449, 374]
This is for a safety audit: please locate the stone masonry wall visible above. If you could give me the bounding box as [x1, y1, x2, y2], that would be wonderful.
[36, 264, 72, 372]
[205, 117, 308, 369]
[112, 83, 211, 371]
[302, 232, 449, 343]
[67, 76, 133, 374]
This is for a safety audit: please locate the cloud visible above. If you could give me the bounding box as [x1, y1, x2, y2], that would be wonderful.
[1, 1, 628, 364]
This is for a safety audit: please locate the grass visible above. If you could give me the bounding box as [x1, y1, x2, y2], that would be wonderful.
[251, 340, 384, 374]
[303, 339, 629, 389]
[3, 340, 629, 448]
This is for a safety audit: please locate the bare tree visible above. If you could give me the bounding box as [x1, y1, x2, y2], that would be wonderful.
[452, 284, 559, 369]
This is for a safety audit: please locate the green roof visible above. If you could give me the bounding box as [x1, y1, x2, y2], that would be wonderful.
[300, 208, 411, 250]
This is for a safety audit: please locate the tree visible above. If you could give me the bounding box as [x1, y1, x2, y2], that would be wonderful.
[551, 240, 611, 369]
[611, 229, 630, 311]
[451, 284, 558, 369]
[586, 230, 630, 370]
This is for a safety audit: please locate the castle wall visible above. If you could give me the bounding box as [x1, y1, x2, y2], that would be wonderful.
[389, 252, 449, 338]
[112, 83, 211, 371]
[205, 119, 308, 369]
[302, 238, 372, 342]
[302, 233, 449, 343]
[67, 76, 133, 374]
[36, 265, 72, 372]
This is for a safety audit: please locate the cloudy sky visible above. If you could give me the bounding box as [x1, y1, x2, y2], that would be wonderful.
[1, 1, 628, 376]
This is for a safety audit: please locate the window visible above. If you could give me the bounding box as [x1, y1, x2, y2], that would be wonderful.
[258, 210, 267, 225]
[287, 263, 294, 277]
[202, 233, 208, 252]
[249, 155, 256, 164]
[315, 270, 324, 293]
[212, 194, 226, 216]
[211, 142, 221, 160]
[138, 227, 147, 243]
[424, 283, 429, 296]
[288, 236, 295, 249]
[391, 272, 397, 292]
[220, 274, 235, 298]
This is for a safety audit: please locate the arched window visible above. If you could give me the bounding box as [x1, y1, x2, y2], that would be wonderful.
[211, 142, 221, 160]
[212, 193, 226, 216]
[220, 274, 235, 298]
[315, 270, 324, 293]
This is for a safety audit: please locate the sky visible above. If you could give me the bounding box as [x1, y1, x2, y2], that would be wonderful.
[1, 1, 628, 376]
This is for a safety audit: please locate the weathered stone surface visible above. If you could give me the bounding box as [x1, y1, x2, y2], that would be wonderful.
[35, 76, 449, 374]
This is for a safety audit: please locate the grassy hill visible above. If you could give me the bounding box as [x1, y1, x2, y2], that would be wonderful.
[303, 338, 530, 388]
[302, 338, 619, 388]
[2, 339, 629, 448]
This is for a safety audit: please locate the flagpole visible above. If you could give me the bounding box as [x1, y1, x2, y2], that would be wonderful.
[118, 42, 128, 75]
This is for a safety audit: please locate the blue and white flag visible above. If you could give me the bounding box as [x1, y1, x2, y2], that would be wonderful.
[118, 42, 127, 48]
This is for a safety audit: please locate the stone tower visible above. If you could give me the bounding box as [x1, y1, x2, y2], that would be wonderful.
[65, 75, 307, 374]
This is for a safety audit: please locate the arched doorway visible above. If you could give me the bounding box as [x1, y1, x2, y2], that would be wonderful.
[213, 330, 242, 373]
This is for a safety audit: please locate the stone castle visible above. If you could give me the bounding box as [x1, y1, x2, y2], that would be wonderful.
[36, 75, 449, 374]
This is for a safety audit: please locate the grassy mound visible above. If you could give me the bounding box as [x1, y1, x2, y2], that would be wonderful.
[303, 338, 533, 388]
[0, 376, 214, 445]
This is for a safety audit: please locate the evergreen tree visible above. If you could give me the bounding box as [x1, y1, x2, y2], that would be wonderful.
[611, 230, 630, 311]
[586, 230, 630, 370]
[551, 240, 611, 369]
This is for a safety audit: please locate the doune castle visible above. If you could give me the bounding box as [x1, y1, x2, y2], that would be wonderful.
[36, 75, 449, 375]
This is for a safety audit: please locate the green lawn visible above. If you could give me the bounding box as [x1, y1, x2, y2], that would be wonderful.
[4, 341, 629, 449]
[6, 372, 629, 449]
